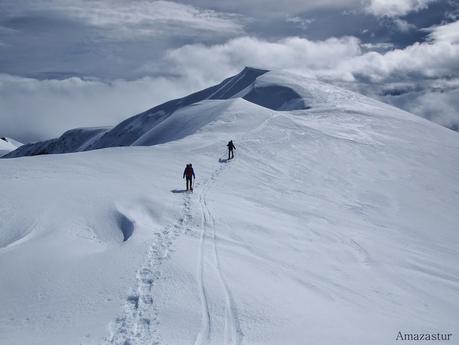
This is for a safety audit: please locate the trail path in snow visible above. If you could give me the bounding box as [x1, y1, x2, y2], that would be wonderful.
[106, 158, 242, 345]
[194, 163, 242, 345]
[107, 194, 193, 345]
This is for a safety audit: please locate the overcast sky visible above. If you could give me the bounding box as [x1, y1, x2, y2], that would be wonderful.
[1, 0, 458, 142]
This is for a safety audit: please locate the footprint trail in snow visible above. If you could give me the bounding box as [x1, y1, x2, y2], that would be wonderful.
[194, 164, 243, 345]
[106, 194, 192, 345]
[107, 162, 242, 345]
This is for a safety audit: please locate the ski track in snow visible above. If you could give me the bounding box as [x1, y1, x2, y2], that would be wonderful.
[106, 194, 193, 345]
[107, 160, 242, 345]
[194, 164, 242, 345]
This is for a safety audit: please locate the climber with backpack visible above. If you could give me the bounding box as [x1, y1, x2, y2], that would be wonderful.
[227, 140, 236, 160]
[183, 163, 195, 191]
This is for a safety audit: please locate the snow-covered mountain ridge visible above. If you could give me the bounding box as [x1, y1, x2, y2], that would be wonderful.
[4, 67, 420, 158]
[1, 68, 458, 345]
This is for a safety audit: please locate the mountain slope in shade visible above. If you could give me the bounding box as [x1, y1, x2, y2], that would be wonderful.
[5, 127, 110, 157]
[0, 137, 22, 157]
[0, 68, 458, 345]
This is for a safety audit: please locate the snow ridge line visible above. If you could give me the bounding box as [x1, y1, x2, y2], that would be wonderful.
[106, 194, 192, 345]
[194, 164, 242, 345]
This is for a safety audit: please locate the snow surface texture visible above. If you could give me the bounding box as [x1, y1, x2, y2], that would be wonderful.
[1, 68, 458, 345]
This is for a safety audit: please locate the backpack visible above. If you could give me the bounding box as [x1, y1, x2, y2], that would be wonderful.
[185, 165, 193, 177]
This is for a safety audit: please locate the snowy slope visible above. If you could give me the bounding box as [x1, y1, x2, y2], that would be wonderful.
[5, 67, 397, 158]
[0, 137, 22, 157]
[1, 69, 458, 345]
[4, 67, 269, 158]
[4, 127, 109, 158]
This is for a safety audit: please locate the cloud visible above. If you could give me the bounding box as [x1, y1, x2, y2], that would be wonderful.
[0, 0, 248, 79]
[67, 0, 245, 40]
[392, 18, 416, 32]
[361, 42, 395, 51]
[0, 74, 199, 143]
[1, 0, 452, 80]
[285, 16, 315, 30]
[163, 20, 459, 84]
[163, 36, 363, 83]
[426, 20, 459, 44]
[0, 0, 245, 41]
[364, 0, 437, 17]
[382, 86, 459, 130]
[182, 0, 361, 17]
[344, 19, 459, 82]
[340, 40, 459, 82]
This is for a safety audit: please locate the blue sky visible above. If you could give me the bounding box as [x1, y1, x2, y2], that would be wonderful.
[1, 0, 458, 142]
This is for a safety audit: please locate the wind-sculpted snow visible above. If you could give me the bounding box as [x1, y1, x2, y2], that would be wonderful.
[1, 68, 458, 345]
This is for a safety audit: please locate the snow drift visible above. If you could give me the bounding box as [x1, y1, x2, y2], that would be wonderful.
[1, 68, 458, 345]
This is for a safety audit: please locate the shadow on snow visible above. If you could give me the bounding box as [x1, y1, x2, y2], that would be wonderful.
[170, 189, 189, 193]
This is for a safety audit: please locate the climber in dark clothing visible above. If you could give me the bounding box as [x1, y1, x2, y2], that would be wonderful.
[183, 163, 195, 191]
[227, 140, 236, 160]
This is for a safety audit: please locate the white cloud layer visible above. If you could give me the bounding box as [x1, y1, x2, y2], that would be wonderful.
[426, 20, 459, 44]
[163, 36, 363, 84]
[0, 74, 199, 142]
[392, 18, 417, 32]
[383, 87, 459, 130]
[0, 0, 245, 40]
[163, 21, 459, 84]
[364, 0, 436, 17]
